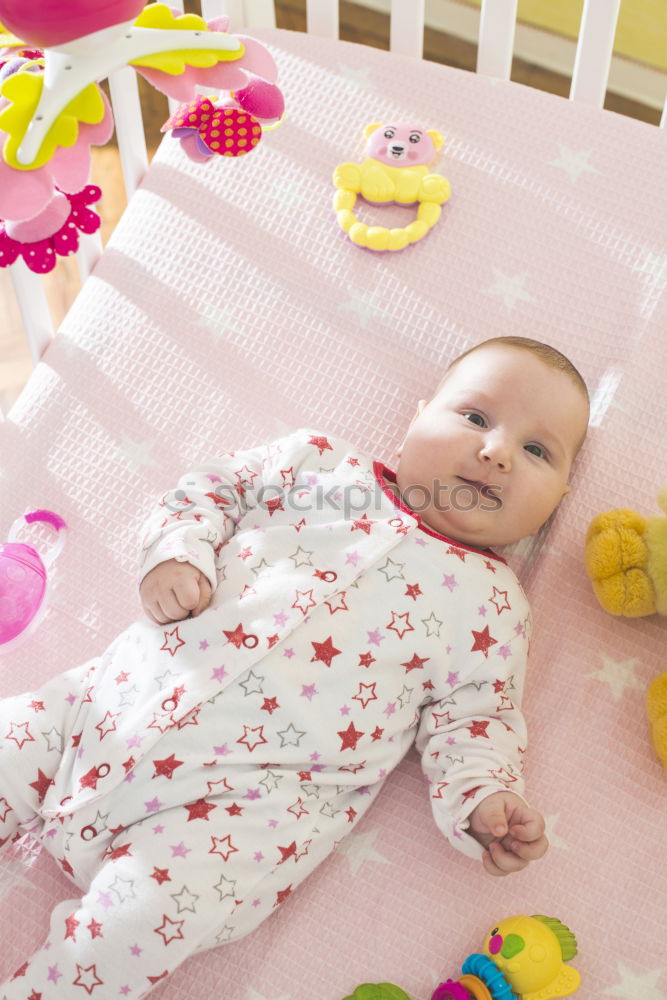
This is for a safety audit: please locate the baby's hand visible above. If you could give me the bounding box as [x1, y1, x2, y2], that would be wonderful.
[468, 791, 548, 876]
[140, 559, 212, 625]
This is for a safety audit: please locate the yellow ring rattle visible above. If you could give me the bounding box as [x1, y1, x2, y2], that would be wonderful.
[332, 122, 451, 252]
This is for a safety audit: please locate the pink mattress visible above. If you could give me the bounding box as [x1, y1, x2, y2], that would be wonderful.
[1, 27, 666, 1000]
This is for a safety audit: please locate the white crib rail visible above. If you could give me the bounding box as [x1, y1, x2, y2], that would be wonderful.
[4, 0, 665, 419]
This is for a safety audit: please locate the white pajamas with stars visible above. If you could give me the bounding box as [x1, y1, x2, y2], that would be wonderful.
[0, 430, 531, 998]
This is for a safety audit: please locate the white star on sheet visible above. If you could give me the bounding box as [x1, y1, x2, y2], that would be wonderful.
[338, 288, 390, 329]
[549, 144, 601, 181]
[482, 268, 535, 311]
[335, 827, 390, 876]
[603, 963, 667, 999]
[117, 435, 160, 472]
[589, 653, 644, 701]
[338, 65, 374, 88]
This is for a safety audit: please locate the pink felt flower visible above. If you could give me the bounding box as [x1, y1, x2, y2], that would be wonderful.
[0, 52, 114, 226]
[135, 14, 279, 101]
[0, 184, 102, 273]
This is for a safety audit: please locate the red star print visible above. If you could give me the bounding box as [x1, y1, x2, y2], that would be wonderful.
[432, 710, 454, 729]
[73, 962, 104, 993]
[223, 623, 253, 648]
[470, 625, 498, 658]
[405, 582, 422, 600]
[184, 798, 217, 821]
[261, 696, 279, 713]
[338, 721, 364, 751]
[27, 991, 42, 1000]
[237, 725, 268, 752]
[461, 785, 483, 802]
[493, 679, 506, 693]
[147, 971, 169, 986]
[87, 918, 103, 939]
[298, 770, 311, 781]
[104, 842, 132, 861]
[346, 807, 357, 823]
[150, 867, 171, 885]
[371, 726, 384, 741]
[422, 679, 435, 692]
[265, 496, 285, 516]
[59, 856, 75, 877]
[274, 885, 293, 907]
[225, 802, 243, 817]
[468, 720, 491, 739]
[485, 559, 497, 573]
[12, 961, 28, 979]
[267, 633, 280, 647]
[432, 782, 449, 799]
[114, 671, 129, 685]
[310, 635, 342, 667]
[210, 834, 238, 861]
[387, 610, 414, 638]
[292, 589, 316, 615]
[277, 841, 297, 864]
[152, 754, 184, 779]
[401, 652, 429, 672]
[446, 545, 467, 561]
[358, 652, 375, 668]
[489, 587, 511, 614]
[154, 914, 185, 946]
[291, 518, 307, 532]
[122, 756, 136, 774]
[352, 682, 377, 708]
[65, 913, 79, 941]
[159, 626, 186, 657]
[308, 435, 333, 455]
[351, 513, 373, 534]
[29, 768, 53, 804]
[29, 699, 45, 712]
[347, 457, 360, 467]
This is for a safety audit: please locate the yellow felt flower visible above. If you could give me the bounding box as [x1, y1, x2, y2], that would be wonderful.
[129, 3, 243, 75]
[0, 67, 105, 170]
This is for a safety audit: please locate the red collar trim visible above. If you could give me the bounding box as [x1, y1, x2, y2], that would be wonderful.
[373, 462, 506, 564]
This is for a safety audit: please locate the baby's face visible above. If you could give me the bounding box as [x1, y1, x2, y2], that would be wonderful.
[395, 344, 589, 548]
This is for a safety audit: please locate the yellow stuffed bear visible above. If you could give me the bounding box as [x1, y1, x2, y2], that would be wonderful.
[584, 487, 667, 769]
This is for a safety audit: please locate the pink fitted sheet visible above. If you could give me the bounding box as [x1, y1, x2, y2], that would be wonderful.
[1, 27, 666, 1000]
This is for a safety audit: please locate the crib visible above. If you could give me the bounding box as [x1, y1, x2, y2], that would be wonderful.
[1, 2, 666, 999]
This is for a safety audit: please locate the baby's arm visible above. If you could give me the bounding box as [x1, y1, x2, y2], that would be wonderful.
[468, 790, 548, 876]
[139, 558, 212, 624]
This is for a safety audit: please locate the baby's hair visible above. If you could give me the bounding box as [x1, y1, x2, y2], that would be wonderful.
[441, 336, 589, 405]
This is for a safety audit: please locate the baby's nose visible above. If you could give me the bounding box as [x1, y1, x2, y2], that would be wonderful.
[480, 434, 511, 470]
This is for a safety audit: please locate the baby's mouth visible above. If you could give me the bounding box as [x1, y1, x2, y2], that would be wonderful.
[457, 477, 502, 504]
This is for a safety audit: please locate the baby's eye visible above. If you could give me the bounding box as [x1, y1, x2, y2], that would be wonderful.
[525, 443, 547, 459]
[464, 412, 486, 427]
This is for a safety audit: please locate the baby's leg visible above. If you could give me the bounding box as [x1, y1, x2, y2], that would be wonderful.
[0, 663, 94, 846]
[0, 801, 277, 998]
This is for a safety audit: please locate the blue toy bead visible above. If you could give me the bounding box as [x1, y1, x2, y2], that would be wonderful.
[461, 954, 516, 1000]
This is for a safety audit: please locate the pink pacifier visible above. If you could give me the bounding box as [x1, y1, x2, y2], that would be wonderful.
[0, 510, 67, 651]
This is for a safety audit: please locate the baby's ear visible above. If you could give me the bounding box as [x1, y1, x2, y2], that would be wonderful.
[427, 129, 445, 150]
[363, 122, 383, 140]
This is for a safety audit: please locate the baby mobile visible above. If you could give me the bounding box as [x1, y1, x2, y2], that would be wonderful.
[0, 0, 285, 274]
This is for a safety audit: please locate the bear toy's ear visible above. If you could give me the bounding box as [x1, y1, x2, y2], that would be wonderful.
[427, 129, 445, 150]
[363, 122, 383, 140]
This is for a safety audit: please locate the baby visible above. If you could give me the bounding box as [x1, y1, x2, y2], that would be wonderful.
[0, 336, 589, 998]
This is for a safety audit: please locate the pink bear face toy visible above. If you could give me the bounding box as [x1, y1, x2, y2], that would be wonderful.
[364, 122, 443, 167]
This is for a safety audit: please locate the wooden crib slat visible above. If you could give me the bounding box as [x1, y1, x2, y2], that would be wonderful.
[9, 261, 54, 366]
[306, 0, 339, 39]
[244, 0, 278, 29]
[570, 0, 621, 107]
[107, 67, 150, 200]
[389, 0, 425, 58]
[476, 0, 517, 80]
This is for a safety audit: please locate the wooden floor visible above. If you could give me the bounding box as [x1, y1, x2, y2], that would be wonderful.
[0, 0, 662, 412]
